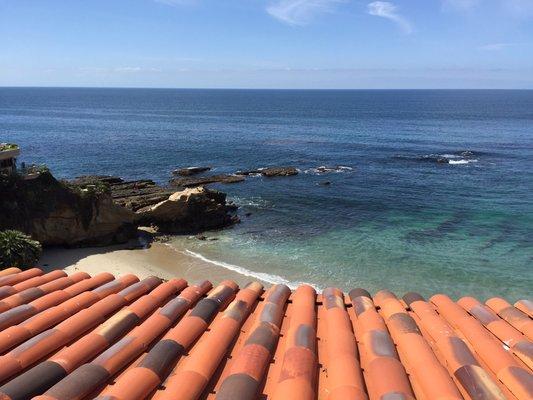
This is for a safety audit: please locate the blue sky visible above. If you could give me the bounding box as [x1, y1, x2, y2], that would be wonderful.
[1, 0, 532, 88]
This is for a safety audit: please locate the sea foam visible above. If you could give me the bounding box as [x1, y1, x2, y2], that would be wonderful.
[448, 159, 478, 165]
[183, 249, 322, 291]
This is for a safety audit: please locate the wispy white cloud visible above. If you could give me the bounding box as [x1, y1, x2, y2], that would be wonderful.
[367, 1, 412, 34]
[266, 0, 345, 26]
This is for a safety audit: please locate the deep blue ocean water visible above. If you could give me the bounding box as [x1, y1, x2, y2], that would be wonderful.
[1, 88, 532, 300]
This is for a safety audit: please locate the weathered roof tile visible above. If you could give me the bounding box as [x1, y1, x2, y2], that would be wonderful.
[0, 267, 529, 400]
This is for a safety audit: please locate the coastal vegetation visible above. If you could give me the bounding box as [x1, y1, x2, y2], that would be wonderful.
[0, 229, 42, 269]
[0, 143, 19, 152]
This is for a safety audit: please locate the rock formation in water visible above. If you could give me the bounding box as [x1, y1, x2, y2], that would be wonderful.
[170, 174, 245, 187]
[172, 166, 211, 176]
[136, 187, 239, 233]
[235, 166, 298, 177]
[259, 166, 299, 177]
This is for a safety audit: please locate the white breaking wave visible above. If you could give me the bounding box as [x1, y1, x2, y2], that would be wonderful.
[183, 249, 322, 291]
[440, 154, 460, 158]
[448, 159, 478, 165]
[304, 165, 354, 174]
[228, 196, 273, 209]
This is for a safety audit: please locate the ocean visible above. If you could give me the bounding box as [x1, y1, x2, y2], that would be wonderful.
[1, 88, 532, 300]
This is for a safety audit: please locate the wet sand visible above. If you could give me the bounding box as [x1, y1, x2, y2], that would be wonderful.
[39, 241, 257, 287]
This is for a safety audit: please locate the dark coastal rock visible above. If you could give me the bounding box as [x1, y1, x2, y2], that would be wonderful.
[318, 181, 331, 186]
[170, 174, 245, 187]
[136, 187, 239, 234]
[0, 169, 239, 246]
[71, 175, 124, 185]
[74, 175, 239, 234]
[173, 167, 211, 176]
[260, 166, 298, 177]
[0, 172, 136, 246]
[75, 176, 174, 212]
[235, 169, 262, 176]
[395, 150, 478, 165]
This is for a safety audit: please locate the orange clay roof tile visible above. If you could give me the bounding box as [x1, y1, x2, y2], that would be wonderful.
[0, 267, 529, 400]
[0, 268, 22, 278]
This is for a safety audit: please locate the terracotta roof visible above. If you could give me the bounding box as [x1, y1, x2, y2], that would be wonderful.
[0, 267, 530, 400]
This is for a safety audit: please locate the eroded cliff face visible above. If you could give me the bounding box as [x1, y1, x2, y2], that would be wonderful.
[0, 171, 136, 246]
[0, 172, 239, 246]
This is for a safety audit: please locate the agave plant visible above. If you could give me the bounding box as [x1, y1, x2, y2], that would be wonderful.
[0, 230, 42, 269]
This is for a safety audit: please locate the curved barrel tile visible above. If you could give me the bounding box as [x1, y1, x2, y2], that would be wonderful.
[0, 272, 88, 313]
[0, 268, 43, 287]
[321, 287, 367, 400]
[8, 270, 65, 294]
[0, 273, 126, 332]
[0, 272, 115, 354]
[0, 268, 21, 278]
[374, 290, 462, 400]
[514, 300, 533, 319]
[216, 284, 291, 400]
[431, 294, 533, 400]
[459, 296, 533, 370]
[37, 280, 212, 400]
[270, 285, 318, 400]
[0, 275, 156, 385]
[486, 297, 533, 340]
[0, 279, 186, 400]
[349, 288, 414, 400]
[404, 292, 508, 400]
[96, 280, 238, 400]
[0, 269, 528, 400]
[158, 281, 264, 400]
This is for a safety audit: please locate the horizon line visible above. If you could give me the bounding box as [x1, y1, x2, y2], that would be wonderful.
[1, 86, 533, 91]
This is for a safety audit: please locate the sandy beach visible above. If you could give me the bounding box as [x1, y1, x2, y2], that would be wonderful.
[39, 241, 256, 287]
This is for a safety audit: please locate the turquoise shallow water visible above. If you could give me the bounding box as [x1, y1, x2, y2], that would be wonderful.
[1, 88, 531, 300]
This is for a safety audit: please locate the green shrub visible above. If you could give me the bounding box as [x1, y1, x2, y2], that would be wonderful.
[0, 230, 42, 269]
[0, 143, 19, 152]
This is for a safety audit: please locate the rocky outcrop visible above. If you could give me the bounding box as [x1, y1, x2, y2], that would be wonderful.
[29, 193, 135, 246]
[110, 180, 174, 211]
[394, 150, 479, 165]
[136, 187, 238, 233]
[170, 174, 245, 188]
[236, 166, 299, 177]
[75, 175, 239, 234]
[235, 169, 262, 176]
[173, 167, 211, 176]
[73, 176, 174, 212]
[0, 172, 239, 245]
[260, 166, 298, 177]
[0, 172, 136, 246]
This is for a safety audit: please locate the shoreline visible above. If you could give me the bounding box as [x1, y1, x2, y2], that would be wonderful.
[39, 241, 265, 288]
